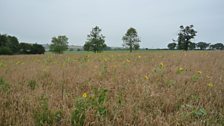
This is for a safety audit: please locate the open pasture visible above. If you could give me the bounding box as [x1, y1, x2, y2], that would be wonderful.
[0, 51, 224, 126]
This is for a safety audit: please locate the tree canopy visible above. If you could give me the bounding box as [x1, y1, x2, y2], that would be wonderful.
[84, 26, 107, 53]
[177, 25, 197, 51]
[122, 27, 141, 52]
[50, 35, 68, 54]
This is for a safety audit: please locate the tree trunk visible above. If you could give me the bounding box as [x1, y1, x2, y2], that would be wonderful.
[130, 45, 133, 53]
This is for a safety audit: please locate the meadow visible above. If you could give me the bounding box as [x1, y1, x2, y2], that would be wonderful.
[0, 51, 224, 126]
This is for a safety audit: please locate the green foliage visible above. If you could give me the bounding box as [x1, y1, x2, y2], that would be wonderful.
[188, 42, 196, 50]
[191, 74, 200, 82]
[0, 77, 10, 92]
[0, 34, 19, 55]
[0, 47, 13, 55]
[122, 27, 141, 52]
[34, 95, 54, 126]
[50, 35, 68, 54]
[197, 42, 210, 50]
[167, 42, 176, 50]
[177, 25, 197, 50]
[210, 43, 224, 50]
[19, 43, 32, 54]
[34, 95, 62, 126]
[71, 88, 108, 126]
[192, 107, 207, 118]
[84, 26, 107, 53]
[28, 80, 38, 90]
[31, 43, 45, 54]
[71, 97, 88, 126]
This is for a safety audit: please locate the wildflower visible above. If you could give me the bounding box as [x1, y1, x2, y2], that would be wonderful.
[144, 75, 149, 80]
[138, 56, 141, 58]
[207, 83, 214, 88]
[197, 71, 202, 74]
[160, 62, 164, 69]
[176, 67, 184, 74]
[82, 93, 87, 98]
[179, 67, 184, 71]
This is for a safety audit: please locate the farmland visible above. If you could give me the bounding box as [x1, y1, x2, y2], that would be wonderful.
[0, 51, 224, 126]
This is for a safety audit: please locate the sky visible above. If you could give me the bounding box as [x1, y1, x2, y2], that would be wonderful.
[0, 0, 223, 48]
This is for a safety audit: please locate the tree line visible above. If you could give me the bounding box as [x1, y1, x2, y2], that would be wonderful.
[50, 26, 141, 54]
[167, 25, 224, 50]
[0, 34, 45, 55]
[1, 25, 223, 55]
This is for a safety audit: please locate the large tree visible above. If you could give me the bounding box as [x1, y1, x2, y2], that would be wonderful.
[196, 42, 210, 50]
[50, 35, 68, 54]
[84, 26, 107, 53]
[0, 34, 19, 54]
[122, 27, 141, 52]
[177, 25, 197, 51]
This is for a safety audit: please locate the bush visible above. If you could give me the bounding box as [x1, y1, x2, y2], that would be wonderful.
[0, 47, 13, 55]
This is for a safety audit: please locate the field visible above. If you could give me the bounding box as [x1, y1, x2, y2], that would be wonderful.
[0, 51, 224, 126]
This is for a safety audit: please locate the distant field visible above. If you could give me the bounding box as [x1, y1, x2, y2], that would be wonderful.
[0, 51, 224, 126]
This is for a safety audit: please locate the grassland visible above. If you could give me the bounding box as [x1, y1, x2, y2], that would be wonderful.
[0, 51, 224, 126]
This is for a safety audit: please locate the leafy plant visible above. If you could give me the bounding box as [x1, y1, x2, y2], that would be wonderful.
[0, 77, 10, 92]
[28, 80, 38, 90]
[34, 95, 62, 126]
[71, 88, 108, 126]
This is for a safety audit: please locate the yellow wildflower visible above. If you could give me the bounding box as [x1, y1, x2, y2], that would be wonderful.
[197, 71, 202, 74]
[138, 56, 141, 58]
[144, 75, 149, 80]
[179, 67, 184, 71]
[82, 93, 87, 98]
[207, 83, 214, 88]
[160, 62, 164, 69]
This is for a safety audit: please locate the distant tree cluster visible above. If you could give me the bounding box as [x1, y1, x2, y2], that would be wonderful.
[0, 34, 45, 55]
[167, 25, 224, 50]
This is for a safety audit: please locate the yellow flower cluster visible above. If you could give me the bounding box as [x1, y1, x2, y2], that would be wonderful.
[82, 93, 87, 98]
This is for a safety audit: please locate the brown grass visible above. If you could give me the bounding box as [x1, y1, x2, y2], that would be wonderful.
[0, 51, 224, 126]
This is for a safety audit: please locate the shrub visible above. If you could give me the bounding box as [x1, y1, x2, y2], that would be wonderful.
[0, 47, 13, 55]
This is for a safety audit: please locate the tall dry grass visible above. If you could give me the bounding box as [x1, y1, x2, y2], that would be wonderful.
[0, 51, 224, 126]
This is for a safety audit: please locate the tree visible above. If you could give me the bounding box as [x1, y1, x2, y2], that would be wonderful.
[0, 47, 13, 55]
[167, 43, 176, 50]
[188, 42, 196, 50]
[196, 42, 210, 50]
[0, 34, 19, 54]
[210, 43, 224, 50]
[50, 35, 68, 54]
[31, 43, 45, 54]
[177, 25, 197, 50]
[134, 44, 140, 50]
[84, 26, 107, 53]
[19, 43, 32, 54]
[122, 27, 141, 52]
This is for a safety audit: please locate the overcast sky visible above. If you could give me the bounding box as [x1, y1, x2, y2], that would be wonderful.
[0, 0, 223, 48]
